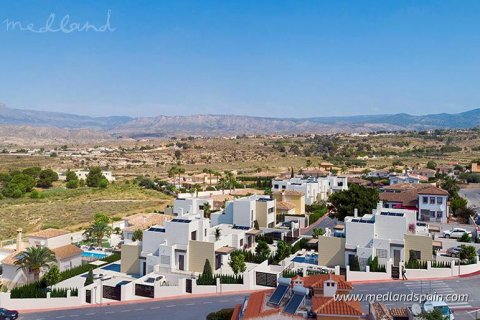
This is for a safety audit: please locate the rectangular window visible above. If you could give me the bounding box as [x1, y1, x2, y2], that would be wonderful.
[376, 249, 388, 259]
[191, 231, 197, 241]
[437, 197, 443, 204]
[409, 250, 421, 261]
[422, 196, 428, 204]
[437, 211, 443, 218]
[240, 239, 243, 247]
[274, 184, 279, 189]
[430, 197, 435, 204]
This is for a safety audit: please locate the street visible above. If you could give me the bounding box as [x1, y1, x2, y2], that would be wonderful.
[21, 275, 480, 320]
[459, 188, 480, 211]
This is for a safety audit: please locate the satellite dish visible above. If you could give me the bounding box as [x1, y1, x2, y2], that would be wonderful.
[423, 301, 434, 313]
[412, 303, 422, 316]
[40, 240, 46, 246]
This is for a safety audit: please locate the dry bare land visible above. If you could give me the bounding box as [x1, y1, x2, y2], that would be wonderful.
[0, 184, 171, 240]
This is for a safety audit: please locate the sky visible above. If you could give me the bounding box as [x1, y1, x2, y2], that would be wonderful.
[0, 1, 480, 118]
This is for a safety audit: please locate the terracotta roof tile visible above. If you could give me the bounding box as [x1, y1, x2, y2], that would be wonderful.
[312, 296, 363, 316]
[277, 201, 297, 211]
[29, 228, 70, 239]
[417, 186, 449, 196]
[52, 244, 83, 260]
[291, 274, 352, 290]
[125, 213, 172, 232]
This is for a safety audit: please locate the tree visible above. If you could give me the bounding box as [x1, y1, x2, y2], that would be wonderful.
[37, 169, 59, 188]
[275, 240, 291, 261]
[329, 184, 379, 221]
[22, 167, 42, 179]
[312, 228, 324, 238]
[66, 179, 79, 189]
[458, 232, 471, 243]
[350, 256, 361, 271]
[215, 227, 221, 241]
[44, 265, 61, 286]
[459, 245, 477, 261]
[421, 308, 445, 320]
[441, 176, 459, 199]
[229, 251, 246, 275]
[203, 168, 214, 186]
[132, 229, 143, 242]
[99, 178, 109, 189]
[202, 259, 213, 279]
[426, 161, 437, 170]
[203, 202, 212, 219]
[65, 170, 78, 182]
[2, 173, 36, 198]
[14, 246, 56, 282]
[85, 269, 94, 286]
[86, 167, 105, 187]
[450, 197, 468, 215]
[84, 216, 112, 247]
[456, 206, 475, 222]
[255, 240, 271, 262]
[174, 150, 182, 160]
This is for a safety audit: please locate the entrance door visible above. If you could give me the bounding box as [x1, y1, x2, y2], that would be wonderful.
[393, 249, 401, 266]
[179, 254, 185, 271]
[215, 254, 222, 270]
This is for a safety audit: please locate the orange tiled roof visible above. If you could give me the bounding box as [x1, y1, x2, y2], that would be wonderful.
[273, 190, 304, 196]
[242, 290, 280, 319]
[312, 296, 363, 316]
[292, 274, 352, 290]
[417, 186, 449, 196]
[52, 244, 83, 260]
[277, 201, 297, 211]
[1, 251, 22, 265]
[29, 228, 69, 239]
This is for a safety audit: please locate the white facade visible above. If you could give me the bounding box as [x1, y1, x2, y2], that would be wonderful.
[342, 202, 427, 269]
[271, 176, 348, 205]
[418, 194, 449, 223]
[210, 195, 274, 228]
[173, 197, 213, 217]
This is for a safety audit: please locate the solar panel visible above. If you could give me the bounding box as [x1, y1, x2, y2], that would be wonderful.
[283, 293, 304, 314]
[268, 284, 289, 306]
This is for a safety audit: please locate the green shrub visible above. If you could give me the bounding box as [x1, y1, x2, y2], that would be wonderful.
[206, 308, 234, 320]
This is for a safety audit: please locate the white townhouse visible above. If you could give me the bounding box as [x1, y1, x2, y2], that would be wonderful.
[210, 194, 276, 229]
[271, 176, 348, 205]
[417, 187, 449, 223]
[317, 202, 433, 271]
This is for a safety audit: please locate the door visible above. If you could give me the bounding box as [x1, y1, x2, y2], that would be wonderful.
[186, 279, 192, 293]
[215, 254, 222, 270]
[393, 249, 401, 266]
[179, 254, 185, 271]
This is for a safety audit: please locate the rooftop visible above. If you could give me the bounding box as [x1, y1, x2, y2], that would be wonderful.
[29, 228, 70, 239]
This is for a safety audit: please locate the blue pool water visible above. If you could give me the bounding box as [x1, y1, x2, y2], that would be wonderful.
[101, 263, 121, 272]
[292, 253, 319, 265]
[82, 251, 108, 259]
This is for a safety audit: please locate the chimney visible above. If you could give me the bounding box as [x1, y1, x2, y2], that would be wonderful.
[354, 208, 358, 218]
[323, 279, 338, 297]
[376, 201, 383, 213]
[16, 228, 23, 252]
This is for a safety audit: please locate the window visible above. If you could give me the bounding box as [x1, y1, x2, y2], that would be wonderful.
[274, 184, 279, 189]
[240, 239, 243, 247]
[338, 182, 343, 187]
[430, 211, 435, 217]
[191, 231, 197, 241]
[268, 207, 274, 213]
[199, 205, 204, 210]
[437, 197, 443, 204]
[437, 211, 443, 218]
[282, 185, 286, 189]
[422, 196, 428, 204]
[409, 250, 421, 260]
[376, 249, 388, 259]
[430, 197, 435, 204]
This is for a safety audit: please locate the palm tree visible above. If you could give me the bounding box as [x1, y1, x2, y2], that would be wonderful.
[84, 220, 112, 247]
[14, 246, 56, 282]
[203, 202, 212, 219]
[203, 168, 214, 186]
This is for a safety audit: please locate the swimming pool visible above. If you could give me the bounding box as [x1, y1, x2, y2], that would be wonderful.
[292, 253, 319, 265]
[82, 251, 108, 259]
[101, 263, 121, 272]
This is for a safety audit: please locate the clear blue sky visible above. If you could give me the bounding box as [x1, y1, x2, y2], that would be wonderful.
[1, 1, 480, 118]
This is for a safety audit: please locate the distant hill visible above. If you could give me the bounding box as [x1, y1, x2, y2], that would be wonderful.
[0, 103, 132, 130]
[1, 103, 480, 139]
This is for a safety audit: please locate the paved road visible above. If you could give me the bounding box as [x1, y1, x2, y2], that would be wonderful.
[459, 188, 480, 211]
[20, 294, 247, 320]
[21, 275, 480, 320]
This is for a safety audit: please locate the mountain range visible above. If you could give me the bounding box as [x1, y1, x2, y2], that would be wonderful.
[1, 103, 480, 141]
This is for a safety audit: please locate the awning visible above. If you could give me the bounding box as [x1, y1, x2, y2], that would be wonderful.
[246, 229, 261, 236]
[215, 246, 235, 255]
[432, 240, 443, 249]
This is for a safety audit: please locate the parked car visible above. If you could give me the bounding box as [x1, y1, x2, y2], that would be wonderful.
[442, 228, 472, 239]
[446, 246, 462, 258]
[0, 308, 19, 320]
